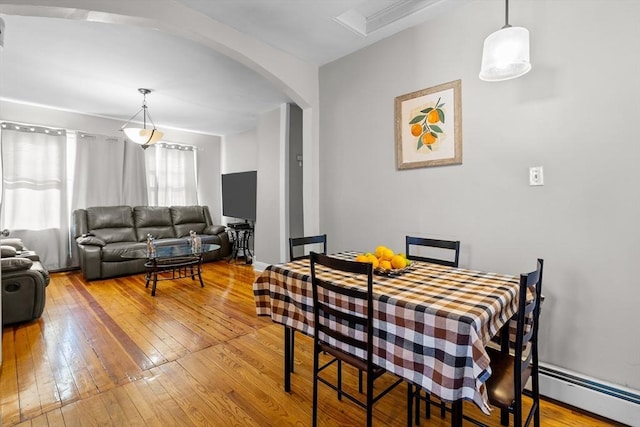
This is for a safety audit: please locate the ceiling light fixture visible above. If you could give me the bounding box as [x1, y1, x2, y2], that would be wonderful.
[121, 88, 164, 148]
[479, 0, 531, 82]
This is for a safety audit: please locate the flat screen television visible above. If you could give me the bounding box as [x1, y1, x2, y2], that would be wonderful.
[221, 171, 257, 222]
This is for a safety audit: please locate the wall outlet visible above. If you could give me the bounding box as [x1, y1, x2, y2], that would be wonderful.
[529, 166, 544, 186]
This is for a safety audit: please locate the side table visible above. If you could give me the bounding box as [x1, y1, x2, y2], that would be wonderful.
[227, 223, 253, 264]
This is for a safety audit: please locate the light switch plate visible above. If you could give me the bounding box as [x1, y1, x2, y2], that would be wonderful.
[529, 166, 544, 186]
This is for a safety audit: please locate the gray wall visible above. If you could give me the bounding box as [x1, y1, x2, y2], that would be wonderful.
[319, 0, 639, 392]
[221, 128, 259, 226]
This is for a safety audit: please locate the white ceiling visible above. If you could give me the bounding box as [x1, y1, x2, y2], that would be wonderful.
[0, 0, 470, 137]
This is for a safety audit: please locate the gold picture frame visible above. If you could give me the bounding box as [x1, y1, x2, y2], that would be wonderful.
[395, 79, 462, 169]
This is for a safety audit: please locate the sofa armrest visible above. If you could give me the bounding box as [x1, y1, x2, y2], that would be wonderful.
[76, 235, 106, 247]
[72, 208, 89, 239]
[203, 225, 226, 235]
[1, 257, 33, 272]
[77, 244, 102, 280]
[31, 261, 50, 286]
[2, 267, 48, 325]
[215, 230, 231, 258]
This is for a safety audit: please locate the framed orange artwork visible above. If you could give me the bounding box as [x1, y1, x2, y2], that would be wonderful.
[395, 79, 462, 169]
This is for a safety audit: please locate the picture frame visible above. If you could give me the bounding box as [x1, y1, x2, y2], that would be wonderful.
[395, 79, 462, 169]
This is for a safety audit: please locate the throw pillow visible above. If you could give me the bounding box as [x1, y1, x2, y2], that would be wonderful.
[0, 238, 25, 250]
[1, 257, 33, 271]
[1, 245, 17, 257]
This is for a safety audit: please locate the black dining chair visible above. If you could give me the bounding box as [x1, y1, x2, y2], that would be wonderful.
[406, 235, 460, 421]
[286, 234, 328, 374]
[405, 235, 460, 267]
[463, 258, 544, 427]
[289, 234, 327, 261]
[310, 252, 403, 427]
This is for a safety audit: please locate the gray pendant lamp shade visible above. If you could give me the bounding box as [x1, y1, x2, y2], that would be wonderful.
[479, 0, 531, 82]
[121, 88, 164, 147]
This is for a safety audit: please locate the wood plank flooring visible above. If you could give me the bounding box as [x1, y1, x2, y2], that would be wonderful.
[1, 261, 619, 426]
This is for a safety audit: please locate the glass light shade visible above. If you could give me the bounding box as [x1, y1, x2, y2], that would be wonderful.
[479, 26, 531, 82]
[123, 127, 164, 145]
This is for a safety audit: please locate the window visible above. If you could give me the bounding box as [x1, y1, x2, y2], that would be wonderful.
[145, 143, 198, 206]
[0, 123, 70, 269]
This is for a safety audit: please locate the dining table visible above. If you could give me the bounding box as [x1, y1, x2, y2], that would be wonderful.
[252, 251, 521, 426]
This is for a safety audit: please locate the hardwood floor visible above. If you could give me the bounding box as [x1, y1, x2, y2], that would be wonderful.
[1, 261, 617, 426]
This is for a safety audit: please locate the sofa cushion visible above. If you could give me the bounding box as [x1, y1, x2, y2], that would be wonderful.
[170, 206, 207, 237]
[1, 257, 33, 271]
[133, 206, 177, 241]
[91, 228, 137, 244]
[1, 245, 17, 257]
[87, 206, 136, 243]
[101, 242, 146, 262]
[87, 206, 134, 229]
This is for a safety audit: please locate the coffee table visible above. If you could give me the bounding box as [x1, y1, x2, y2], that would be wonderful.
[122, 243, 220, 296]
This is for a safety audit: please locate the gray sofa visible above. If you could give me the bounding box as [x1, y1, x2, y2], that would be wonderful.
[72, 205, 231, 280]
[1, 238, 50, 326]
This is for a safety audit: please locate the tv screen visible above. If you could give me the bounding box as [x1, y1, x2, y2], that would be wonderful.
[221, 171, 257, 221]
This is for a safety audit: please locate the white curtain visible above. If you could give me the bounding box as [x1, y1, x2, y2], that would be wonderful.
[145, 143, 198, 206]
[0, 123, 70, 270]
[123, 140, 149, 206]
[70, 133, 147, 209]
[71, 133, 125, 208]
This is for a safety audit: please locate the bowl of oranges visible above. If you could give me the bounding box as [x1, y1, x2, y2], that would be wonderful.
[355, 245, 414, 276]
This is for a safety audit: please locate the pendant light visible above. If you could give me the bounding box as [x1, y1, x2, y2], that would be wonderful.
[121, 88, 164, 147]
[479, 0, 531, 82]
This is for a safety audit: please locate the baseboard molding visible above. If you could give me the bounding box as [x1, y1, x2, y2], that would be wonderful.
[252, 260, 269, 272]
[539, 363, 640, 426]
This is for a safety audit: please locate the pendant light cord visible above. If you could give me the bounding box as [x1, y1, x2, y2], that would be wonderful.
[503, 0, 511, 28]
[142, 93, 147, 130]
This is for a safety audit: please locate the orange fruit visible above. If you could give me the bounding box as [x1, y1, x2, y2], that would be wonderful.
[427, 109, 439, 123]
[355, 254, 368, 263]
[379, 260, 392, 270]
[422, 133, 436, 145]
[382, 248, 394, 261]
[366, 254, 379, 268]
[391, 255, 407, 269]
[375, 246, 387, 258]
[410, 123, 423, 137]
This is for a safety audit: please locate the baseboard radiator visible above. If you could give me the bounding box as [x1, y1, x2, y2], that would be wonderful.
[539, 364, 640, 426]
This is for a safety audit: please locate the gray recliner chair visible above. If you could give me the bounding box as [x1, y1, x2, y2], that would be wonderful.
[1, 238, 50, 326]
